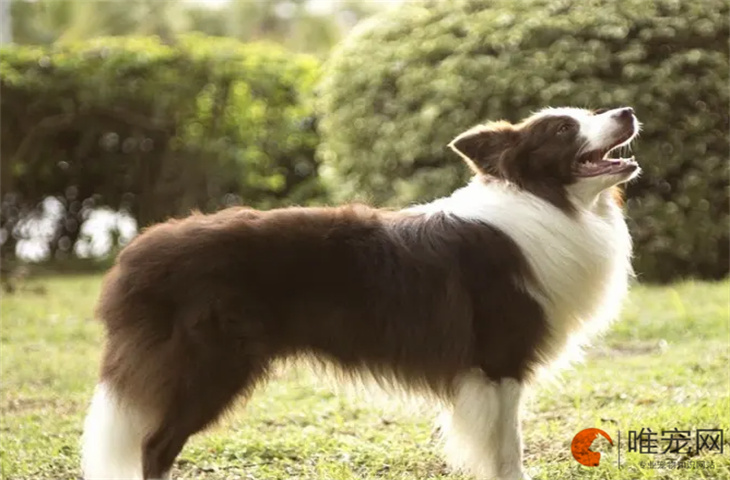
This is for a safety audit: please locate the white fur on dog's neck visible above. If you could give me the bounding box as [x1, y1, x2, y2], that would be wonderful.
[408, 178, 633, 368]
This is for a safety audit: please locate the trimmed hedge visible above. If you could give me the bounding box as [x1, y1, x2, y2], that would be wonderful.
[1, 34, 322, 259]
[318, 0, 729, 281]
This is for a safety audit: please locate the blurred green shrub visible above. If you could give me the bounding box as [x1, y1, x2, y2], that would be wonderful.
[318, 0, 729, 282]
[1, 34, 323, 260]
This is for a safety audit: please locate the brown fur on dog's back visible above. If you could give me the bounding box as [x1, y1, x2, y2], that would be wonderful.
[95, 204, 546, 477]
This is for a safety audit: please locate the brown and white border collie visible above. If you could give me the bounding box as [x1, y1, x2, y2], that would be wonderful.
[82, 107, 640, 480]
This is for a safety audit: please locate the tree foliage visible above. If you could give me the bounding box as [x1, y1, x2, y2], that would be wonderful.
[8, 0, 377, 54]
[318, 0, 729, 281]
[1, 34, 322, 260]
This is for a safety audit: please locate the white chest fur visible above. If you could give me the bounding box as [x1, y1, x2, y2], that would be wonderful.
[409, 180, 634, 366]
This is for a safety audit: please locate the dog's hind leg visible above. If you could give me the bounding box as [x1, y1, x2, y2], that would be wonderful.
[439, 372, 530, 480]
[141, 352, 269, 479]
[82, 319, 270, 480]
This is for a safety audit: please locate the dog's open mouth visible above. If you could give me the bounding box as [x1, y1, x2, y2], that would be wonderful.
[574, 147, 638, 178]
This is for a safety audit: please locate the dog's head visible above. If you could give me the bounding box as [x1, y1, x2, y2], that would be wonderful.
[449, 107, 640, 211]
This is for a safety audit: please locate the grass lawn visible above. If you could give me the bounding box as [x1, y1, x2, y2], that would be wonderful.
[1, 275, 728, 479]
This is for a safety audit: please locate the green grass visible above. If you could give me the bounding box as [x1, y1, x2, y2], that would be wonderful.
[1, 275, 728, 479]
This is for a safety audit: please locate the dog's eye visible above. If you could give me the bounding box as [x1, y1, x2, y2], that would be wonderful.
[557, 124, 572, 135]
[594, 108, 608, 115]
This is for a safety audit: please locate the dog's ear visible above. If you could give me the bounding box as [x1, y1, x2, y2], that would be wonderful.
[448, 122, 518, 177]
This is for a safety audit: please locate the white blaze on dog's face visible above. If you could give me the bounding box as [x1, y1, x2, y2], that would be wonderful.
[449, 106, 641, 211]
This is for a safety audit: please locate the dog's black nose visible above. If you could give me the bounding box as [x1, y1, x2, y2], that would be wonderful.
[615, 107, 634, 118]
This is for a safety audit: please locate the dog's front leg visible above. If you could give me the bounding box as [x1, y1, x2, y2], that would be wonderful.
[495, 378, 531, 480]
[440, 372, 531, 480]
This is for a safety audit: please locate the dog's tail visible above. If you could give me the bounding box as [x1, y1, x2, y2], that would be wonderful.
[81, 266, 167, 480]
[81, 257, 268, 479]
[81, 382, 154, 480]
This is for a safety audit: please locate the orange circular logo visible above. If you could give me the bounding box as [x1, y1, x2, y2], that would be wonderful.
[571, 428, 614, 467]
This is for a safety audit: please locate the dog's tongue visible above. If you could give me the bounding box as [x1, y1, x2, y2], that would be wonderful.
[575, 157, 637, 177]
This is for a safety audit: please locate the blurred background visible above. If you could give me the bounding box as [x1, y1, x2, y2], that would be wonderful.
[1, 0, 728, 283]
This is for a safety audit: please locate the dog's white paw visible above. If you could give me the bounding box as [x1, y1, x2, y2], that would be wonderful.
[494, 471, 532, 480]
